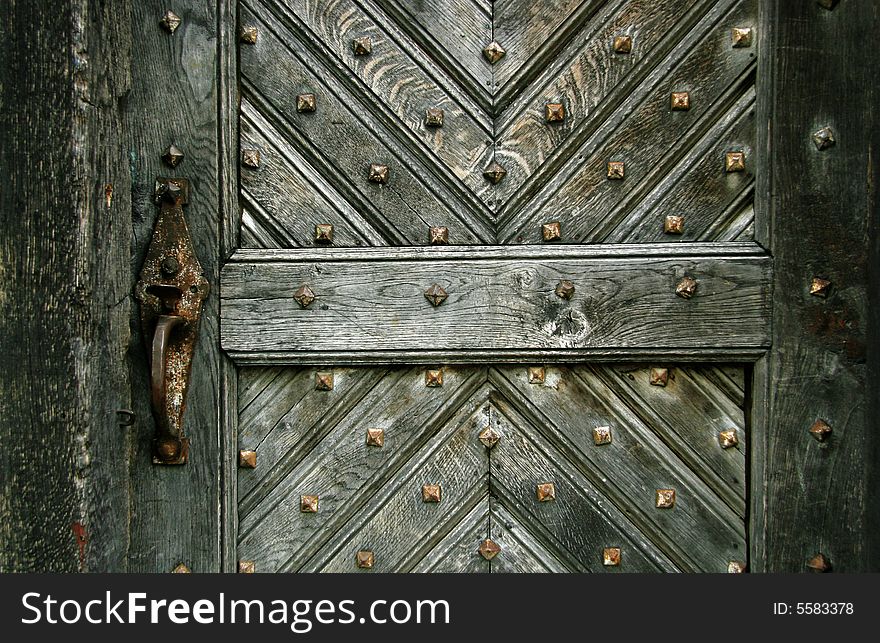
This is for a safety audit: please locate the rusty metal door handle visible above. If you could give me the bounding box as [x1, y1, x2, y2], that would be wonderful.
[135, 178, 209, 465]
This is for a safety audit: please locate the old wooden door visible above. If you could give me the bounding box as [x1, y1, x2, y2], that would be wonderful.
[221, 0, 767, 573]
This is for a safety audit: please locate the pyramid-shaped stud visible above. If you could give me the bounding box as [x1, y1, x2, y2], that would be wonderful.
[806, 553, 831, 572]
[315, 223, 334, 244]
[592, 426, 612, 446]
[649, 367, 669, 387]
[300, 494, 319, 513]
[483, 40, 506, 64]
[353, 36, 372, 56]
[809, 277, 832, 298]
[422, 484, 442, 503]
[366, 428, 385, 447]
[171, 563, 191, 573]
[356, 550, 374, 569]
[528, 366, 545, 384]
[664, 215, 685, 234]
[676, 276, 698, 299]
[727, 561, 746, 573]
[545, 102, 565, 123]
[315, 371, 334, 391]
[731, 27, 753, 48]
[536, 482, 556, 502]
[718, 429, 739, 449]
[429, 226, 449, 245]
[671, 92, 691, 111]
[555, 279, 575, 300]
[483, 161, 507, 184]
[238, 560, 255, 574]
[542, 221, 561, 242]
[238, 449, 257, 468]
[478, 539, 502, 560]
[478, 425, 501, 449]
[725, 151, 746, 172]
[369, 163, 389, 184]
[293, 284, 316, 308]
[424, 284, 448, 307]
[160, 10, 182, 34]
[239, 25, 258, 44]
[655, 488, 676, 508]
[809, 419, 832, 442]
[425, 107, 444, 128]
[607, 161, 625, 180]
[613, 35, 632, 53]
[812, 126, 835, 151]
[161, 144, 184, 168]
[241, 148, 261, 169]
[425, 369, 444, 387]
[297, 93, 316, 113]
[603, 547, 621, 566]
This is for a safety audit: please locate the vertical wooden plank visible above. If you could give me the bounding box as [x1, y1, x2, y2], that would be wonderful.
[753, 0, 878, 572]
[125, 0, 222, 572]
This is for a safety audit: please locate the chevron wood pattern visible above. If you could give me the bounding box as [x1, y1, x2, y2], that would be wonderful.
[237, 0, 757, 247]
[237, 364, 746, 572]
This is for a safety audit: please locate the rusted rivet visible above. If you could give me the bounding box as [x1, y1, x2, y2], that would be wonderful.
[297, 93, 316, 113]
[536, 482, 556, 502]
[812, 127, 835, 151]
[315, 223, 334, 244]
[160, 256, 180, 276]
[356, 550, 374, 569]
[160, 10, 181, 34]
[528, 366, 545, 384]
[300, 495, 319, 513]
[238, 449, 257, 468]
[603, 547, 621, 566]
[545, 102, 565, 123]
[727, 561, 746, 573]
[353, 36, 372, 56]
[718, 430, 739, 449]
[607, 161, 625, 180]
[424, 284, 448, 307]
[731, 27, 753, 48]
[483, 40, 506, 64]
[809, 419, 832, 442]
[293, 284, 316, 308]
[425, 369, 444, 387]
[241, 149, 261, 169]
[555, 279, 575, 300]
[725, 151, 746, 173]
[239, 25, 258, 44]
[671, 92, 691, 111]
[664, 215, 685, 234]
[613, 35, 632, 54]
[806, 552, 832, 572]
[238, 560, 255, 574]
[542, 221, 561, 242]
[161, 144, 184, 168]
[810, 277, 832, 298]
[818, 0, 839, 10]
[649, 367, 669, 387]
[478, 425, 501, 449]
[366, 427, 385, 447]
[422, 484, 442, 503]
[655, 488, 676, 508]
[369, 163, 389, 184]
[676, 276, 698, 299]
[425, 107, 444, 127]
[479, 539, 501, 560]
[171, 563, 191, 574]
[315, 371, 334, 391]
[429, 226, 449, 245]
[483, 161, 507, 184]
[593, 426, 613, 446]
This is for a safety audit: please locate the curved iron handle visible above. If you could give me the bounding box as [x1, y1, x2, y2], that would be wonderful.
[151, 314, 185, 462]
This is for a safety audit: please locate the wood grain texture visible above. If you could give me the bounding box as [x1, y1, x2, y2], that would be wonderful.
[750, 0, 879, 572]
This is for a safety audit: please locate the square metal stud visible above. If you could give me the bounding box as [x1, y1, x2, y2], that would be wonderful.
[369, 163, 389, 184]
[555, 279, 575, 300]
[241, 149, 261, 169]
[545, 102, 565, 123]
[483, 161, 507, 184]
[542, 221, 561, 242]
[718, 429, 739, 449]
[171, 563, 191, 573]
[810, 277, 831, 298]
[731, 27, 753, 48]
[425, 369, 444, 387]
[160, 10, 182, 34]
[297, 93, 316, 113]
[424, 284, 448, 307]
[479, 539, 501, 560]
[536, 482, 556, 502]
[425, 107, 444, 127]
[676, 276, 698, 299]
[528, 366, 545, 384]
[483, 40, 506, 64]
[429, 226, 449, 245]
[603, 547, 621, 566]
[356, 550, 375, 569]
[671, 92, 691, 111]
[238, 449, 257, 468]
[239, 25, 258, 44]
[422, 484, 442, 503]
[315, 223, 334, 244]
[592, 426, 613, 446]
[809, 419, 832, 442]
[725, 151, 746, 172]
[649, 367, 669, 387]
[478, 425, 501, 449]
[655, 488, 676, 508]
[812, 126, 835, 151]
[366, 428, 385, 447]
[293, 284, 316, 308]
[161, 144, 184, 168]
[806, 553, 831, 572]
[607, 161, 625, 180]
[238, 560, 256, 574]
[664, 215, 685, 234]
[315, 371, 334, 391]
[727, 561, 746, 573]
[300, 495, 319, 513]
[353, 36, 372, 56]
[613, 35, 632, 54]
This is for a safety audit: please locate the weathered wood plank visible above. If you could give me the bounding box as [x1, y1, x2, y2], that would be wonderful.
[412, 501, 491, 574]
[221, 250, 771, 360]
[487, 504, 571, 573]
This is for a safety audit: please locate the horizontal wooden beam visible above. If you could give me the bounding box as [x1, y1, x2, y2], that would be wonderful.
[221, 245, 771, 364]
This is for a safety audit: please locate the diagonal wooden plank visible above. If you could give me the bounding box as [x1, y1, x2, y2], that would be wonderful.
[487, 503, 572, 573]
[412, 501, 491, 573]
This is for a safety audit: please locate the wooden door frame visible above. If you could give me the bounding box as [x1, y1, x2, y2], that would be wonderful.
[1, 0, 876, 572]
